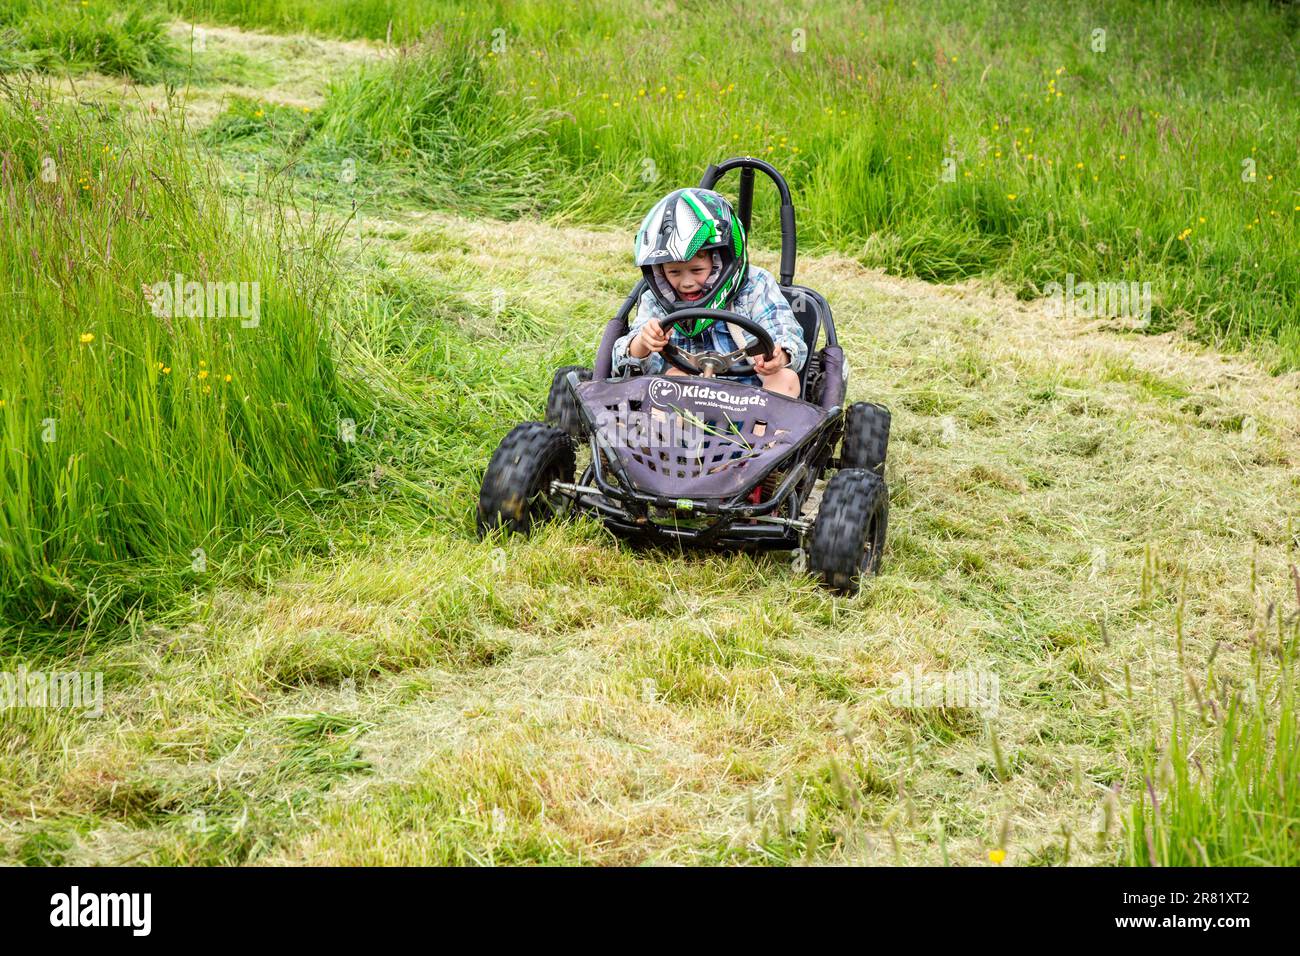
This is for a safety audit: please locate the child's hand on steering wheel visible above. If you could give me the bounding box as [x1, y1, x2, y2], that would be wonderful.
[636, 319, 670, 354]
[752, 347, 789, 376]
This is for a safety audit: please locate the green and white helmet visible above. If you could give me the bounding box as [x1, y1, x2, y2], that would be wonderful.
[634, 188, 749, 336]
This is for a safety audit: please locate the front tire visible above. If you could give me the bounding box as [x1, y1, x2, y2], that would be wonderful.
[807, 468, 888, 595]
[476, 422, 575, 537]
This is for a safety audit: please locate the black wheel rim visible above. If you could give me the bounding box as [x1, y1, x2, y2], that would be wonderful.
[525, 457, 567, 524]
[858, 508, 884, 574]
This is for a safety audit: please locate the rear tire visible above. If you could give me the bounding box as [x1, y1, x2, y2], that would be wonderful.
[807, 468, 888, 595]
[839, 402, 890, 475]
[545, 365, 592, 439]
[476, 422, 575, 537]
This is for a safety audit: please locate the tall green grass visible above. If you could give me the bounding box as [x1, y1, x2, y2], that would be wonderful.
[1, 0, 178, 81]
[199, 46, 556, 218]
[169, 0, 443, 42]
[310, 45, 556, 218]
[1124, 591, 1300, 865]
[0, 85, 352, 630]
[186, 0, 1300, 366]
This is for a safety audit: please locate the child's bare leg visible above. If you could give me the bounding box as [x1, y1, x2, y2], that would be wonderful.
[758, 367, 800, 397]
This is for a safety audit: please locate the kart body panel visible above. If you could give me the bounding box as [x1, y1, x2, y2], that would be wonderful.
[558, 371, 843, 551]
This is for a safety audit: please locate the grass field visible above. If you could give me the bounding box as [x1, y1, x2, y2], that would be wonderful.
[172, 0, 1300, 365]
[1, 1, 1298, 866]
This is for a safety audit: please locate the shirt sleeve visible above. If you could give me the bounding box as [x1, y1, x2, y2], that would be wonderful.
[745, 270, 807, 374]
[611, 289, 666, 375]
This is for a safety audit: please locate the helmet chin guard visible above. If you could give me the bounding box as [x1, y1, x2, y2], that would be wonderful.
[647, 252, 727, 334]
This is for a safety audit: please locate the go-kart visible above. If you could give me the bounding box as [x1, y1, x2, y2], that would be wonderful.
[476, 157, 891, 594]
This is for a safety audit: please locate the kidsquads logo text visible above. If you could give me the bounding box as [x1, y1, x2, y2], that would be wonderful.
[50, 887, 151, 936]
[648, 379, 767, 410]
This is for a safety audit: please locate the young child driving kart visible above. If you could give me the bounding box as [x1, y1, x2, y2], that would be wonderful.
[612, 188, 806, 397]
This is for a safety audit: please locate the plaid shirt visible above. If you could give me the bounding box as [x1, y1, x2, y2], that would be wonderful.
[612, 265, 808, 377]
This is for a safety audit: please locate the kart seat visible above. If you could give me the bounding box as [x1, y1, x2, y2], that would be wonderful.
[780, 285, 826, 390]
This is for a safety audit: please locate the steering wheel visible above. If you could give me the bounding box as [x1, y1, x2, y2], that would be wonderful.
[658, 308, 778, 378]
